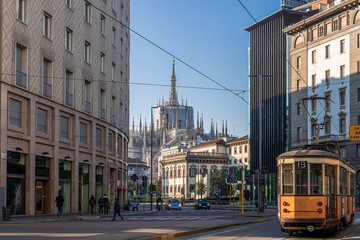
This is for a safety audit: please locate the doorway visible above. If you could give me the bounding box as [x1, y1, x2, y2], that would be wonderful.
[35, 180, 47, 214]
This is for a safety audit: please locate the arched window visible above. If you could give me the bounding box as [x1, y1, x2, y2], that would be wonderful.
[294, 35, 304, 48]
[354, 11, 360, 24]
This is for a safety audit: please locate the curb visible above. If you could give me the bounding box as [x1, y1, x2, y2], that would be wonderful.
[142, 218, 273, 240]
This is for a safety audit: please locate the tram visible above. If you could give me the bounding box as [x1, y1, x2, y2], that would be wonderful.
[277, 148, 356, 236]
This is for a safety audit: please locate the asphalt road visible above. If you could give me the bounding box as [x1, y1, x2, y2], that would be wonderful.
[174, 216, 360, 240]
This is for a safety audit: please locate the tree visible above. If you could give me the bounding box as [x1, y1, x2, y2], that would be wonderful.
[128, 181, 136, 195]
[196, 178, 206, 198]
[210, 170, 229, 197]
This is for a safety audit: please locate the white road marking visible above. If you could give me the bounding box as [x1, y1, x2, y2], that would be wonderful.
[186, 227, 247, 240]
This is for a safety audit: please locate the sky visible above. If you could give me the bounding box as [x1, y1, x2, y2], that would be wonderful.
[129, 0, 281, 138]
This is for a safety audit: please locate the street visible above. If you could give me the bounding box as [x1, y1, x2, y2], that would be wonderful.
[0, 207, 359, 240]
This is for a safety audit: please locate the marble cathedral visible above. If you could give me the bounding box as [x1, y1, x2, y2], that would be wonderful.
[128, 61, 229, 181]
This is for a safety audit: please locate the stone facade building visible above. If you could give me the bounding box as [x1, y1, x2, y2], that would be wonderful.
[284, 0, 360, 171]
[0, 0, 130, 216]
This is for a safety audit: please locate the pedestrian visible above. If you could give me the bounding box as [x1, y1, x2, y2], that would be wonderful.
[103, 194, 110, 214]
[55, 192, 64, 217]
[112, 198, 124, 221]
[89, 195, 96, 214]
[98, 196, 104, 213]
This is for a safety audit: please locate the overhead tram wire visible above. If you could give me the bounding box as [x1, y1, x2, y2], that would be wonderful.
[87, 1, 249, 105]
[236, 0, 341, 138]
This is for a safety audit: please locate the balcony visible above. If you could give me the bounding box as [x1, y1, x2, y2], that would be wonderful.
[84, 101, 92, 114]
[66, 92, 73, 107]
[100, 108, 106, 120]
[16, 71, 27, 88]
[43, 82, 52, 98]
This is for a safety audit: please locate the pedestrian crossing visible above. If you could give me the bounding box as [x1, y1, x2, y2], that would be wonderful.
[121, 216, 216, 221]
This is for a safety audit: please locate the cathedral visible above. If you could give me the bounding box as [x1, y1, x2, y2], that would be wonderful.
[128, 61, 229, 182]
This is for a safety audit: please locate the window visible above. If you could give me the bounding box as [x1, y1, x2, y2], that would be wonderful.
[111, 62, 115, 81]
[84, 41, 91, 63]
[84, 80, 92, 114]
[65, 71, 73, 106]
[43, 58, 52, 98]
[65, 28, 73, 51]
[311, 28, 318, 41]
[340, 147, 346, 158]
[339, 89, 346, 106]
[80, 122, 87, 144]
[297, 127, 301, 141]
[357, 144, 360, 158]
[100, 15, 105, 35]
[112, 27, 116, 46]
[43, 12, 52, 39]
[234, 147, 237, 154]
[100, 89, 106, 120]
[190, 168, 196, 177]
[340, 39, 345, 54]
[244, 145, 247, 153]
[60, 116, 69, 140]
[120, 38, 124, 56]
[9, 98, 21, 128]
[295, 161, 308, 195]
[296, 79, 300, 92]
[15, 44, 27, 88]
[318, 26, 324, 37]
[296, 56, 301, 69]
[332, 19, 338, 31]
[85, 1, 91, 23]
[339, 167, 348, 195]
[65, 0, 71, 8]
[340, 16, 346, 29]
[112, 0, 117, 11]
[310, 164, 322, 194]
[325, 22, 331, 35]
[311, 98, 317, 113]
[324, 118, 331, 134]
[37, 108, 48, 134]
[239, 146, 242, 153]
[358, 34, 360, 48]
[311, 50, 316, 64]
[325, 45, 330, 59]
[325, 70, 330, 86]
[100, 53, 106, 73]
[325, 92, 331, 111]
[340, 117, 346, 134]
[108, 132, 113, 153]
[17, 0, 26, 22]
[357, 61, 360, 75]
[96, 128, 102, 148]
[311, 74, 316, 87]
[282, 164, 293, 194]
[296, 103, 301, 115]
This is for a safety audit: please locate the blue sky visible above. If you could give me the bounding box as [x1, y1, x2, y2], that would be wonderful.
[130, 0, 281, 137]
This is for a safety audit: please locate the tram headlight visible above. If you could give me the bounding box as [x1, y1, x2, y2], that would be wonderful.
[283, 202, 289, 206]
[318, 201, 322, 206]
[283, 208, 288, 213]
[318, 208, 322, 213]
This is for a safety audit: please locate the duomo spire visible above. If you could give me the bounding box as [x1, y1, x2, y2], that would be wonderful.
[168, 60, 179, 106]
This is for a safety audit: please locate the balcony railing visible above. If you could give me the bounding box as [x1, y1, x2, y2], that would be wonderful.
[66, 92, 73, 107]
[100, 108, 106, 120]
[16, 71, 27, 88]
[43, 82, 52, 98]
[84, 101, 92, 114]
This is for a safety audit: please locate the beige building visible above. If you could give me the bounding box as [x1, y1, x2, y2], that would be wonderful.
[285, 0, 360, 169]
[227, 135, 249, 169]
[0, 0, 130, 216]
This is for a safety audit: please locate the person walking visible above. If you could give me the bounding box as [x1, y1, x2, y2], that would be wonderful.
[112, 198, 124, 221]
[55, 192, 64, 217]
[98, 196, 104, 213]
[103, 194, 110, 214]
[89, 195, 96, 214]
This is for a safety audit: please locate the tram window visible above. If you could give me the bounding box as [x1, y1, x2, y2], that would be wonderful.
[282, 164, 293, 194]
[340, 167, 348, 195]
[277, 165, 281, 195]
[350, 173, 355, 195]
[310, 164, 322, 194]
[295, 161, 308, 195]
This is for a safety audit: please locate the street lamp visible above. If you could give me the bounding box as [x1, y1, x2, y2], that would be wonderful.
[249, 74, 271, 214]
[150, 106, 157, 211]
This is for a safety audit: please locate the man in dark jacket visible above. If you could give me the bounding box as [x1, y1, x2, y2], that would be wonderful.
[55, 193, 64, 217]
[103, 194, 110, 214]
[112, 198, 124, 221]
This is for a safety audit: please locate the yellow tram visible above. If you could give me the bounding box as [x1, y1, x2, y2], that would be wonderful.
[277, 149, 356, 236]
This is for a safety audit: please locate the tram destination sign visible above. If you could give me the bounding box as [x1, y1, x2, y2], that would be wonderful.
[349, 125, 360, 141]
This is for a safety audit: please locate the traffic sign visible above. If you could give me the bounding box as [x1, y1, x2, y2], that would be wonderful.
[349, 125, 360, 141]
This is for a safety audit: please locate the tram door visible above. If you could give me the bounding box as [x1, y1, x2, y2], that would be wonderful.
[325, 165, 337, 219]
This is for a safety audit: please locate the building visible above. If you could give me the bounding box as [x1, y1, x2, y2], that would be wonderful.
[159, 139, 229, 199]
[128, 61, 230, 185]
[0, 0, 130, 216]
[281, 0, 315, 9]
[128, 157, 149, 181]
[226, 135, 249, 169]
[284, 0, 360, 170]
[245, 7, 310, 205]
